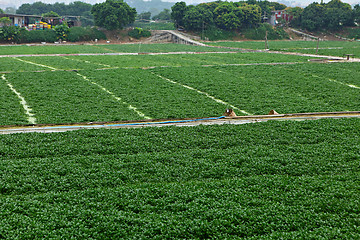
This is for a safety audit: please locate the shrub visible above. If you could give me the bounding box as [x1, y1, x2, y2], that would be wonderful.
[67, 27, 106, 42]
[128, 27, 151, 39]
[18, 29, 57, 43]
[0, 26, 23, 43]
[242, 23, 289, 40]
[203, 27, 236, 41]
[54, 24, 70, 40]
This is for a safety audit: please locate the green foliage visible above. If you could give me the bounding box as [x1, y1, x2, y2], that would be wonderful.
[128, 27, 151, 39]
[242, 23, 289, 40]
[137, 11, 151, 20]
[202, 27, 236, 41]
[67, 27, 106, 42]
[132, 21, 175, 30]
[353, 4, 360, 25]
[171, 1, 187, 28]
[0, 8, 4, 14]
[42, 11, 60, 17]
[0, 17, 11, 26]
[301, 0, 354, 31]
[0, 26, 23, 42]
[183, 4, 214, 31]
[172, 1, 262, 32]
[287, 7, 303, 27]
[0, 118, 359, 238]
[214, 2, 243, 30]
[91, 0, 136, 30]
[152, 9, 171, 21]
[19, 29, 57, 43]
[341, 27, 360, 40]
[124, 0, 174, 18]
[54, 24, 70, 40]
[17, 1, 92, 17]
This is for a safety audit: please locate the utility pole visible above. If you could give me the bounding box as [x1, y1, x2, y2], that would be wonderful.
[265, 31, 269, 49]
[316, 37, 320, 55]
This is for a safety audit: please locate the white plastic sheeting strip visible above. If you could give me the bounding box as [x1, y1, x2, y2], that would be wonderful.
[1, 74, 36, 124]
[153, 73, 251, 115]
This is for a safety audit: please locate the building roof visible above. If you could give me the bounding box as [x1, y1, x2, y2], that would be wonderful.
[0, 13, 42, 18]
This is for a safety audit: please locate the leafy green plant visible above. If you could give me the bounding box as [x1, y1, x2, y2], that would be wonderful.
[242, 23, 289, 40]
[0, 26, 23, 42]
[67, 27, 106, 42]
[54, 24, 70, 40]
[18, 29, 57, 43]
[128, 27, 151, 39]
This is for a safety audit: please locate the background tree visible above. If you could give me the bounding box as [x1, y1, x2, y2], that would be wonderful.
[286, 7, 303, 27]
[241, 4, 261, 28]
[5, 7, 16, 14]
[301, 0, 354, 31]
[152, 9, 171, 21]
[171, 2, 188, 28]
[183, 4, 214, 31]
[0, 8, 4, 14]
[137, 12, 151, 20]
[91, 0, 136, 30]
[42, 11, 60, 18]
[301, 3, 325, 31]
[214, 3, 243, 30]
[354, 4, 360, 25]
[17, 1, 92, 17]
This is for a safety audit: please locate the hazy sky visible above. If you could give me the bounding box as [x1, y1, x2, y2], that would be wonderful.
[1, 0, 359, 9]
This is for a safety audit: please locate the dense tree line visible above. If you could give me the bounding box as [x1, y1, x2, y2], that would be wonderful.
[171, 0, 360, 33]
[91, 0, 136, 30]
[16, 1, 92, 17]
[298, 0, 359, 31]
[170, 0, 287, 31]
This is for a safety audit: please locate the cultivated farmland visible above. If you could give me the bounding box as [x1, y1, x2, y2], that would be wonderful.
[0, 42, 359, 238]
[207, 40, 360, 58]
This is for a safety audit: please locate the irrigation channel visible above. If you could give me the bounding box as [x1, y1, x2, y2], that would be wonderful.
[1, 111, 360, 134]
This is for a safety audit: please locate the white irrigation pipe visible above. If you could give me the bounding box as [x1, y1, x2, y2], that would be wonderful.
[1, 74, 36, 124]
[152, 73, 251, 115]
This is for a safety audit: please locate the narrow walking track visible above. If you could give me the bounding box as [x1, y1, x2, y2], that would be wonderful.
[1, 111, 359, 134]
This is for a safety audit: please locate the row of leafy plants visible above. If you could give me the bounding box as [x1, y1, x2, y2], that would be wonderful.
[0, 118, 359, 238]
[0, 25, 106, 43]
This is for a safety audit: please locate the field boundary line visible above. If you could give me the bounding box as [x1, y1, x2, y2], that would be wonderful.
[310, 73, 360, 89]
[13, 57, 57, 70]
[75, 73, 152, 119]
[12, 58, 152, 120]
[152, 72, 251, 115]
[1, 74, 36, 124]
[61, 56, 112, 68]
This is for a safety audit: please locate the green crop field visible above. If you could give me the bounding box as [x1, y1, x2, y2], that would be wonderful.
[1, 119, 360, 238]
[207, 40, 360, 57]
[0, 50, 358, 125]
[1, 42, 360, 238]
[0, 43, 234, 56]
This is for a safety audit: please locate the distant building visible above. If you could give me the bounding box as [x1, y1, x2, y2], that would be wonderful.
[268, 10, 293, 26]
[0, 13, 41, 27]
[0, 13, 81, 28]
